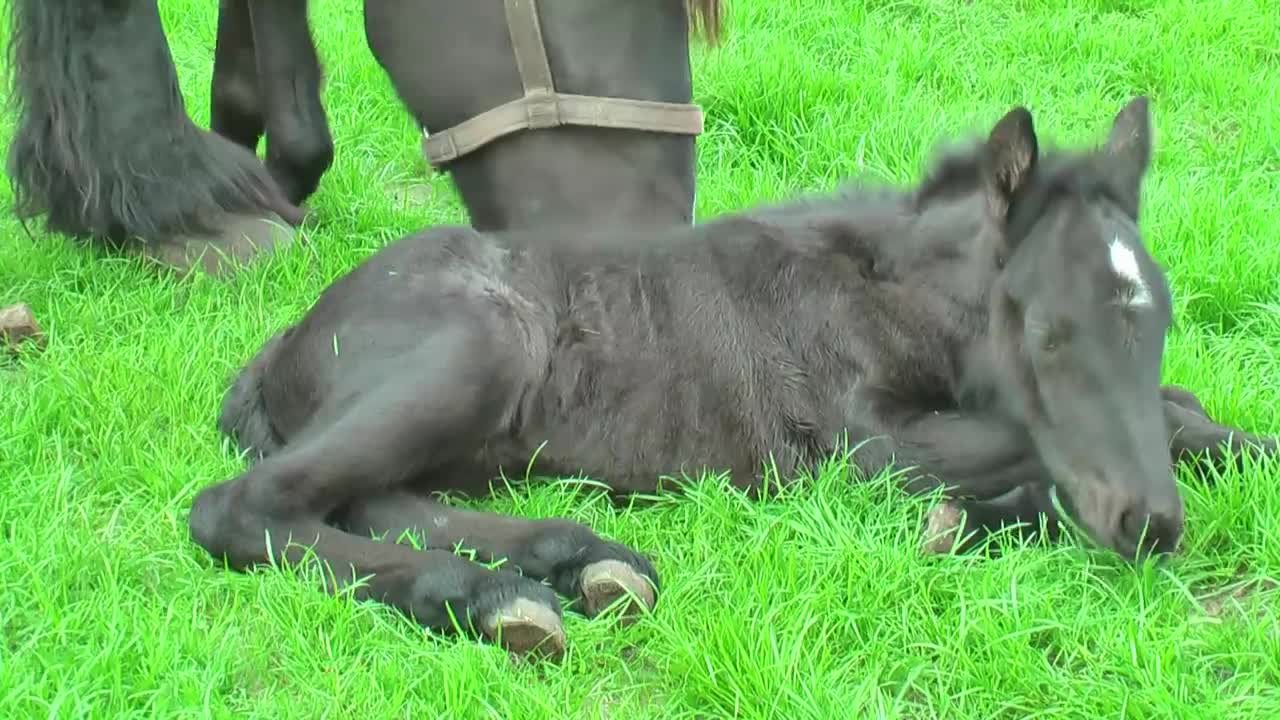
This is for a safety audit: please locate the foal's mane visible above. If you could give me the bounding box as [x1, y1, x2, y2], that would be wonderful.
[910, 140, 990, 210]
[911, 134, 1134, 229]
[688, 0, 725, 45]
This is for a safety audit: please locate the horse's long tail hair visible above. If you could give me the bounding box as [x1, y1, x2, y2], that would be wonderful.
[4, 0, 295, 243]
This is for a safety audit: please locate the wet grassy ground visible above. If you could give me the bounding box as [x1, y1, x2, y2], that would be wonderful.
[3, 0, 1279, 717]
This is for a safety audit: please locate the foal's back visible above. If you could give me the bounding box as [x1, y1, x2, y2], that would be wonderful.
[233, 180, 975, 490]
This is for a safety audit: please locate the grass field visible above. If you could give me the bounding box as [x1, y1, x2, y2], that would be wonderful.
[4, 0, 1280, 717]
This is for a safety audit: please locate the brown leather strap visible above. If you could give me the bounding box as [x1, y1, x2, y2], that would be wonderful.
[422, 0, 706, 167]
[504, 0, 554, 94]
[423, 92, 705, 165]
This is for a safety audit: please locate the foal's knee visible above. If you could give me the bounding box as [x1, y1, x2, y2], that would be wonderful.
[188, 483, 235, 560]
[188, 481, 268, 569]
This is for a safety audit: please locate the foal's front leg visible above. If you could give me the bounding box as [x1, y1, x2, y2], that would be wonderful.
[335, 491, 659, 621]
[909, 389, 1280, 556]
[870, 410, 1065, 554]
[874, 409, 1046, 500]
[920, 482, 1066, 556]
[189, 329, 566, 657]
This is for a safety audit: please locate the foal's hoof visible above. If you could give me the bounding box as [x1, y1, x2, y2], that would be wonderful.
[481, 597, 567, 659]
[922, 502, 965, 555]
[580, 559, 657, 622]
[134, 213, 297, 277]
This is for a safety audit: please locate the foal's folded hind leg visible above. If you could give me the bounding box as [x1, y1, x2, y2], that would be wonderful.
[189, 327, 566, 657]
[335, 491, 659, 623]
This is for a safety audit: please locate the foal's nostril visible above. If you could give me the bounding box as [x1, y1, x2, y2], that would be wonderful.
[1115, 504, 1183, 556]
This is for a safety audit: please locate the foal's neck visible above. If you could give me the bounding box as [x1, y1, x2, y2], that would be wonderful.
[881, 192, 1004, 392]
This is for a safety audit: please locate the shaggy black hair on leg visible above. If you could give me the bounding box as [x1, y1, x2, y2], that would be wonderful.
[5, 0, 303, 269]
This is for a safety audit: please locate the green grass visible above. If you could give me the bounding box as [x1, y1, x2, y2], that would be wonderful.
[3, 0, 1280, 717]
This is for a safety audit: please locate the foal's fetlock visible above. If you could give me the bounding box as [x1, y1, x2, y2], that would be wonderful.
[465, 572, 566, 659]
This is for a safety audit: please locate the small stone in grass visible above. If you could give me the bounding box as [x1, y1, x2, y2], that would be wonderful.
[0, 303, 46, 353]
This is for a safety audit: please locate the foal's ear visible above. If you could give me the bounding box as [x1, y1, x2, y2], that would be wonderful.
[1102, 95, 1153, 217]
[982, 106, 1038, 219]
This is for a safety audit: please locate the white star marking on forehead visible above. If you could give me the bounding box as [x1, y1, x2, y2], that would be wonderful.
[1107, 235, 1152, 307]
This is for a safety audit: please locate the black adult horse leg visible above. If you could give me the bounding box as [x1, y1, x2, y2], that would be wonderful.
[334, 491, 659, 621]
[211, 0, 265, 154]
[5, 0, 303, 275]
[210, 0, 334, 206]
[189, 324, 569, 657]
[251, 0, 334, 208]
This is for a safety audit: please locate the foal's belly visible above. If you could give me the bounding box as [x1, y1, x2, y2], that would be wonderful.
[495, 354, 784, 495]
[476, 425, 769, 497]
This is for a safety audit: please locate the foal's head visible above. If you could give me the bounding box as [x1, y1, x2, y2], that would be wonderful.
[963, 98, 1182, 559]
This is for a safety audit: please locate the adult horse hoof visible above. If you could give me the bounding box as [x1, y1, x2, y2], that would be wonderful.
[580, 559, 657, 622]
[135, 213, 297, 277]
[921, 502, 965, 555]
[481, 597, 567, 659]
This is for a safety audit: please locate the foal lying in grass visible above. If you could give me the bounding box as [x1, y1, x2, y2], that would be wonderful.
[190, 96, 1276, 658]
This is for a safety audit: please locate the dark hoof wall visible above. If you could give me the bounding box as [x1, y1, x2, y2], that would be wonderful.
[0, 303, 46, 353]
[135, 213, 296, 277]
[922, 502, 965, 555]
[580, 559, 657, 623]
[481, 598, 566, 659]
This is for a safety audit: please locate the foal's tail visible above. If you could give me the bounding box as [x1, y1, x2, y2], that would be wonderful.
[217, 329, 290, 462]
